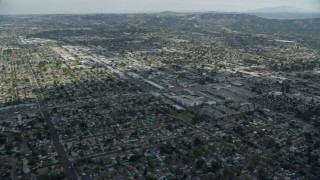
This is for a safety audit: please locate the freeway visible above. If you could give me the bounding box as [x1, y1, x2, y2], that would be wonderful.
[27, 63, 78, 180]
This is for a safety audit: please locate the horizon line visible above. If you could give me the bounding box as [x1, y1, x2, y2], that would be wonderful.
[0, 10, 319, 16]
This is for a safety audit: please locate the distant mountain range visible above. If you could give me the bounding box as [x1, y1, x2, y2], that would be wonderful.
[156, 6, 320, 19]
[245, 6, 320, 19]
[246, 5, 318, 13]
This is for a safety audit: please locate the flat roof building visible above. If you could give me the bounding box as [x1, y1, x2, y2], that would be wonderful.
[172, 95, 203, 107]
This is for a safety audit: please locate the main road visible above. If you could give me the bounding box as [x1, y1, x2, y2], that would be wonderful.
[27, 63, 78, 180]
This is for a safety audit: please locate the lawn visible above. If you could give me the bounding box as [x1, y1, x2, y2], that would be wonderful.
[45, 63, 60, 68]
[176, 113, 194, 122]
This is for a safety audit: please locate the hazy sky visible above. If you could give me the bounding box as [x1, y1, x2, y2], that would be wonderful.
[0, 0, 319, 14]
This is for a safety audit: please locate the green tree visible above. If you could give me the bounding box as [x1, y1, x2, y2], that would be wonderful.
[211, 160, 222, 170]
[196, 159, 205, 170]
[0, 134, 7, 145]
